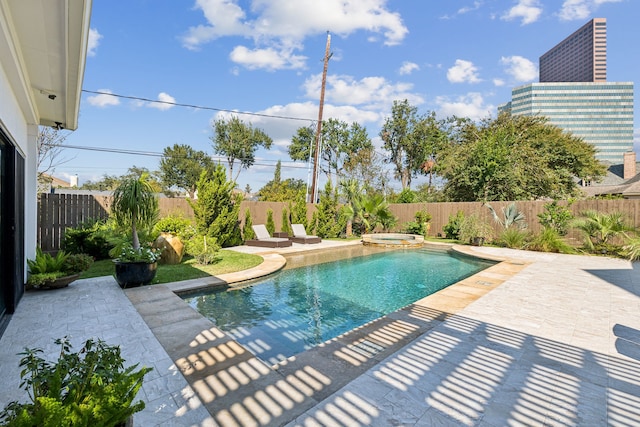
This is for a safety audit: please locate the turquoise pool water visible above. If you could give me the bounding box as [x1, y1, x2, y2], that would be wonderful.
[182, 248, 494, 365]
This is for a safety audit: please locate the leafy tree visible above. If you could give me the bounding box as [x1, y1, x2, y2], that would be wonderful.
[342, 146, 390, 196]
[111, 173, 159, 251]
[257, 160, 306, 201]
[289, 119, 373, 186]
[159, 144, 214, 198]
[437, 113, 606, 201]
[211, 116, 273, 182]
[80, 167, 162, 192]
[281, 208, 291, 235]
[188, 165, 242, 247]
[380, 100, 444, 189]
[37, 126, 71, 185]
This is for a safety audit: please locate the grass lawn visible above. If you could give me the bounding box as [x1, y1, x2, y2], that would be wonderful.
[80, 249, 264, 285]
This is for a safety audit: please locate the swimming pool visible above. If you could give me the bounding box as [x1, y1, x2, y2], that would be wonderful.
[182, 247, 494, 365]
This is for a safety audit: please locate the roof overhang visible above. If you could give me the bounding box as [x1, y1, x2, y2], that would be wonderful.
[0, 0, 92, 131]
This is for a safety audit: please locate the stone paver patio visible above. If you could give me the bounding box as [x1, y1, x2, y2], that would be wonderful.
[0, 242, 639, 426]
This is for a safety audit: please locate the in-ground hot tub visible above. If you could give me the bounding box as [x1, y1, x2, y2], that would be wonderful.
[361, 233, 425, 248]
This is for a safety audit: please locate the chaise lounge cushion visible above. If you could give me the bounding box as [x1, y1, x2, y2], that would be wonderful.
[245, 224, 292, 248]
[289, 224, 321, 244]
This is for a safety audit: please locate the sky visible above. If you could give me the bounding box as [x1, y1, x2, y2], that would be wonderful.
[57, 0, 639, 193]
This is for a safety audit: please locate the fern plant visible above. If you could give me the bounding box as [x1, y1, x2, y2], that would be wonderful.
[27, 248, 69, 274]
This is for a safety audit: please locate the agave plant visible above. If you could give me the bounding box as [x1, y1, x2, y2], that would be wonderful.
[486, 202, 527, 230]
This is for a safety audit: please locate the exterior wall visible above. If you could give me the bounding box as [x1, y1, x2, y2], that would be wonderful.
[539, 18, 606, 83]
[509, 82, 634, 163]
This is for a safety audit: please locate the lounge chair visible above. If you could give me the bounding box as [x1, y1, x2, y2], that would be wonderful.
[290, 224, 321, 244]
[245, 224, 292, 248]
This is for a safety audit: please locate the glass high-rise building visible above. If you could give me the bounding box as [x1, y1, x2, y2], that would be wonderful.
[499, 18, 634, 164]
[499, 82, 634, 163]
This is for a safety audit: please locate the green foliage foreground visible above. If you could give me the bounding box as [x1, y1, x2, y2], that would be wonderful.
[0, 337, 150, 427]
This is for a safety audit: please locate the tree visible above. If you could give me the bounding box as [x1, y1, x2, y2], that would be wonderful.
[289, 119, 373, 186]
[437, 113, 607, 201]
[342, 147, 390, 196]
[111, 174, 158, 251]
[188, 165, 243, 247]
[211, 116, 273, 182]
[257, 160, 306, 201]
[315, 181, 344, 238]
[37, 126, 70, 182]
[159, 144, 214, 198]
[380, 100, 444, 189]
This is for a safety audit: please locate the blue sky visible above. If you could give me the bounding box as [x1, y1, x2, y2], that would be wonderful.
[58, 0, 639, 192]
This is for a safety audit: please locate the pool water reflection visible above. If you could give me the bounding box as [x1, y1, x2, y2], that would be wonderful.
[182, 248, 494, 365]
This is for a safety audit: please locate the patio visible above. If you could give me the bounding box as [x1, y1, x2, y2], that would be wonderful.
[0, 242, 639, 426]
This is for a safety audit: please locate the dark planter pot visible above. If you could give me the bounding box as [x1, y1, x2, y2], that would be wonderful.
[113, 261, 157, 288]
[471, 237, 485, 246]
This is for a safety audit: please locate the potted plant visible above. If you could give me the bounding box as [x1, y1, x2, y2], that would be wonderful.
[26, 248, 93, 290]
[110, 174, 160, 288]
[0, 336, 151, 427]
[458, 213, 493, 246]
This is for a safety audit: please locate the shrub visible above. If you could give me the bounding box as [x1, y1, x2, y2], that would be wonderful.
[62, 220, 113, 260]
[153, 215, 192, 236]
[0, 337, 151, 427]
[528, 228, 575, 254]
[622, 236, 640, 261]
[185, 235, 220, 265]
[62, 253, 94, 274]
[443, 211, 465, 240]
[242, 209, 255, 240]
[496, 228, 529, 249]
[404, 210, 432, 236]
[458, 213, 492, 245]
[281, 208, 291, 235]
[291, 196, 308, 231]
[486, 202, 527, 230]
[537, 200, 573, 236]
[265, 209, 275, 236]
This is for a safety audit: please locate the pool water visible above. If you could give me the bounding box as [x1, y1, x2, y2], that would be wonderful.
[182, 248, 494, 365]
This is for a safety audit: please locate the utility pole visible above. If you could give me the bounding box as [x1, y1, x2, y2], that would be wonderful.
[310, 32, 331, 204]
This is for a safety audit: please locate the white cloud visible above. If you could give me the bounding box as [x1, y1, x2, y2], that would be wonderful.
[435, 93, 494, 121]
[557, 0, 622, 21]
[493, 78, 505, 86]
[149, 92, 177, 110]
[182, 0, 408, 69]
[229, 45, 307, 71]
[458, 1, 482, 14]
[447, 59, 481, 84]
[87, 28, 102, 57]
[501, 0, 543, 25]
[86, 89, 119, 107]
[303, 73, 424, 111]
[500, 55, 537, 82]
[398, 61, 420, 75]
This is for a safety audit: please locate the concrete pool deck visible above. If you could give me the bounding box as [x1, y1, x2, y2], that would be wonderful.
[1, 241, 639, 426]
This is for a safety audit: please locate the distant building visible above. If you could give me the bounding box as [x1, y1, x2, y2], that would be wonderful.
[499, 82, 634, 163]
[540, 18, 607, 83]
[498, 18, 635, 165]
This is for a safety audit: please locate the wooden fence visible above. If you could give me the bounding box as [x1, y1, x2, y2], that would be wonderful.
[37, 193, 640, 252]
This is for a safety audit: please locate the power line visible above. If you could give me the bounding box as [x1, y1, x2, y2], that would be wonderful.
[58, 143, 309, 170]
[81, 90, 316, 123]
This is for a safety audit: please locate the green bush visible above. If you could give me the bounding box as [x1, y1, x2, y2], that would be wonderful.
[458, 213, 492, 245]
[395, 188, 416, 203]
[153, 215, 192, 236]
[528, 228, 575, 254]
[404, 210, 432, 236]
[185, 235, 220, 265]
[281, 208, 291, 235]
[242, 209, 255, 241]
[0, 337, 151, 427]
[496, 228, 529, 249]
[265, 209, 275, 236]
[537, 200, 573, 236]
[622, 236, 640, 261]
[443, 211, 465, 240]
[62, 220, 113, 260]
[62, 254, 94, 274]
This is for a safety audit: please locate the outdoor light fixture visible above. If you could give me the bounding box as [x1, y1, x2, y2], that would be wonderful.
[39, 89, 56, 100]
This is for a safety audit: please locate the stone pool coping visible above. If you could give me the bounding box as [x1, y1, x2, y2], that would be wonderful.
[124, 241, 530, 426]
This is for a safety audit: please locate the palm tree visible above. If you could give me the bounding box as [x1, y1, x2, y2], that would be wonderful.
[359, 194, 396, 233]
[339, 178, 361, 237]
[572, 210, 634, 251]
[111, 174, 158, 251]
